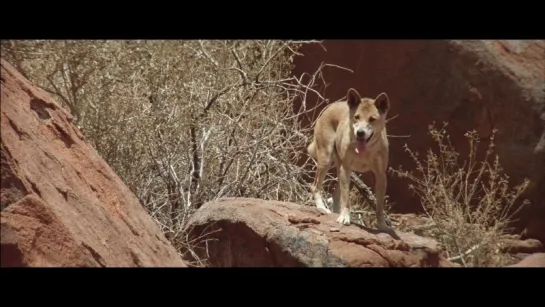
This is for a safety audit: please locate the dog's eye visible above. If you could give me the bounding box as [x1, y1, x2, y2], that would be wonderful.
[369, 117, 376, 122]
[354, 115, 360, 120]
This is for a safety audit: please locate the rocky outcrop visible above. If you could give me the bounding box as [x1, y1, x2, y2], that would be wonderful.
[292, 40, 545, 243]
[500, 238, 544, 254]
[507, 253, 545, 267]
[0, 59, 186, 267]
[182, 198, 455, 267]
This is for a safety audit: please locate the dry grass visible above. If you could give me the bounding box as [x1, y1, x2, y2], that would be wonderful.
[389, 122, 530, 267]
[1, 39, 343, 265]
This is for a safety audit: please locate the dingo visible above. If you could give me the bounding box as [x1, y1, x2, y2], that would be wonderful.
[307, 88, 393, 233]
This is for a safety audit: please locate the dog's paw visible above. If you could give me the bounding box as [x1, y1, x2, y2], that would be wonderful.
[317, 206, 332, 214]
[315, 197, 331, 214]
[336, 208, 351, 225]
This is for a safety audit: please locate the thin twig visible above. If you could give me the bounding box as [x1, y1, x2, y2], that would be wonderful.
[448, 243, 481, 264]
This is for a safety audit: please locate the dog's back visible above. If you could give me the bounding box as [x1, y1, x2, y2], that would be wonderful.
[307, 101, 350, 160]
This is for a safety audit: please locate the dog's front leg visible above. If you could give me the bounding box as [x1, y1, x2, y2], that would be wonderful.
[375, 171, 393, 232]
[336, 163, 351, 225]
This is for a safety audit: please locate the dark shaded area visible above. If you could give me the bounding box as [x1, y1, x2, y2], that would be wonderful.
[184, 221, 306, 267]
[30, 98, 52, 120]
[0, 224, 26, 267]
[0, 144, 28, 211]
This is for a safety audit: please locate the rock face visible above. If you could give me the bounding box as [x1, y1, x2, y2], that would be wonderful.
[182, 198, 455, 267]
[292, 40, 545, 242]
[507, 253, 545, 267]
[500, 238, 544, 254]
[0, 59, 186, 267]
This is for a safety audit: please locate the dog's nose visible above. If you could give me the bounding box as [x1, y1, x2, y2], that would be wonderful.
[356, 130, 365, 138]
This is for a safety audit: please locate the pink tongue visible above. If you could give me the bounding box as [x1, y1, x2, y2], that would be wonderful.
[355, 141, 366, 154]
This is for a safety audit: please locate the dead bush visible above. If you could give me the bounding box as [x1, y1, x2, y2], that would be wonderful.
[1, 40, 348, 265]
[389, 122, 530, 267]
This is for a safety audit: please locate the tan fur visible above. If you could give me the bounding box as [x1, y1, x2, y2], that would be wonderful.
[307, 88, 392, 232]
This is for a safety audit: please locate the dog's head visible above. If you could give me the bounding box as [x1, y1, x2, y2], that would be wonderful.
[346, 88, 390, 154]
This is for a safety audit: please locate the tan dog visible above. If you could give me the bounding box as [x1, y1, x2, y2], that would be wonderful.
[307, 88, 392, 233]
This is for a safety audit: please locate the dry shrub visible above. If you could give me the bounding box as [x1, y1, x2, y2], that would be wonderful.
[389, 122, 530, 267]
[1, 40, 343, 265]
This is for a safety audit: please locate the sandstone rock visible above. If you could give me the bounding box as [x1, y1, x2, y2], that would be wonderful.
[507, 253, 545, 267]
[0, 58, 186, 267]
[292, 40, 545, 243]
[500, 238, 544, 254]
[182, 198, 455, 267]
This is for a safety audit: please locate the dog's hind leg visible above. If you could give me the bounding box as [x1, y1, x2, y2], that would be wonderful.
[331, 164, 342, 214]
[374, 170, 393, 233]
[310, 145, 333, 214]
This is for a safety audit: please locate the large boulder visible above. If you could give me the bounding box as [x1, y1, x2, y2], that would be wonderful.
[0, 58, 186, 267]
[292, 40, 545, 242]
[507, 253, 545, 267]
[500, 238, 544, 254]
[182, 198, 455, 267]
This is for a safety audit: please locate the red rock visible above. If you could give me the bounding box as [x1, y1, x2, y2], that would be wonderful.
[500, 238, 544, 254]
[0, 58, 186, 267]
[507, 253, 545, 267]
[182, 197, 455, 267]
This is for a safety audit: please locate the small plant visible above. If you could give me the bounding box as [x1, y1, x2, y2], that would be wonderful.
[389, 122, 529, 267]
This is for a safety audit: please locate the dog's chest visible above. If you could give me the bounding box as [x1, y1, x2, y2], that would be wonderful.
[349, 153, 373, 173]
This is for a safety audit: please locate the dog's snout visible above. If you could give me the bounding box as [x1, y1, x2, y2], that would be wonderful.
[356, 130, 365, 138]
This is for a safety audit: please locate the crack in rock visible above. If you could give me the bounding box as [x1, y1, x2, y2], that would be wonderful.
[30, 98, 53, 120]
[81, 242, 106, 267]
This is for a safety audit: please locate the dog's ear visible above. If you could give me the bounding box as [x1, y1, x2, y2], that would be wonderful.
[347, 88, 361, 109]
[374, 92, 390, 114]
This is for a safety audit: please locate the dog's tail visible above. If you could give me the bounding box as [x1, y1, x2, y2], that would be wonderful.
[307, 138, 317, 159]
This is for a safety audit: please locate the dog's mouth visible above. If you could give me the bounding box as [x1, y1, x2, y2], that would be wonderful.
[366, 132, 374, 143]
[355, 132, 373, 155]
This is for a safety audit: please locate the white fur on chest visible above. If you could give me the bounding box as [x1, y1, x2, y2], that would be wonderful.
[348, 149, 375, 173]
